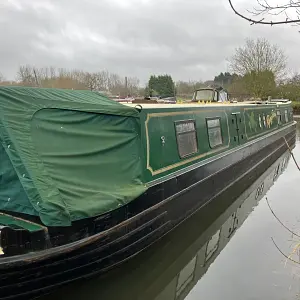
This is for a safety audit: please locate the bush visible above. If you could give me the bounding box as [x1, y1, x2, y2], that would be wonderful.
[292, 101, 300, 114]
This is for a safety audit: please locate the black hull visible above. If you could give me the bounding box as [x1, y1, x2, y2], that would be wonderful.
[0, 122, 296, 300]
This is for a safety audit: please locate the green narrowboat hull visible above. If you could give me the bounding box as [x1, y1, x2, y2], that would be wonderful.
[125, 101, 294, 181]
[0, 86, 296, 299]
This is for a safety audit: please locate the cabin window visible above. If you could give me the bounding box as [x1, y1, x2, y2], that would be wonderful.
[276, 110, 282, 125]
[262, 115, 266, 128]
[258, 115, 262, 128]
[284, 109, 288, 123]
[206, 118, 223, 148]
[175, 120, 198, 158]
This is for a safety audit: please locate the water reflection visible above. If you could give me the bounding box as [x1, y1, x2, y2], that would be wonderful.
[41, 149, 291, 300]
[154, 150, 290, 300]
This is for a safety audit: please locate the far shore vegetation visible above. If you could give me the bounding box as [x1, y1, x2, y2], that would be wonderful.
[1, 38, 300, 112]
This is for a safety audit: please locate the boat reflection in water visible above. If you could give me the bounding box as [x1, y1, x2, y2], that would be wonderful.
[41, 149, 291, 300]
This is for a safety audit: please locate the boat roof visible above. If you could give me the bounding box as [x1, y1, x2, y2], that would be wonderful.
[122, 101, 290, 110]
[0, 86, 138, 116]
[123, 103, 252, 109]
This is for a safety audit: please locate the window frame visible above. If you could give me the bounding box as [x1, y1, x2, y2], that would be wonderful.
[262, 114, 266, 128]
[284, 109, 288, 123]
[276, 110, 282, 125]
[174, 119, 198, 159]
[206, 117, 223, 149]
[258, 114, 262, 129]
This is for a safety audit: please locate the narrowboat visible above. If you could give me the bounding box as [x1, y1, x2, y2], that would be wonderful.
[0, 86, 296, 299]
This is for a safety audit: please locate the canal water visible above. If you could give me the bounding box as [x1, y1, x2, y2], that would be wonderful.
[42, 120, 300, 300]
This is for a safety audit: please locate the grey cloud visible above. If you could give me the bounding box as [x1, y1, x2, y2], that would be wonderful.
[0, 0, 299, 83]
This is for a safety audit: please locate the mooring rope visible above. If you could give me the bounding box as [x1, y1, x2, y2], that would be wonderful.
[264, 136, 300, 266]
[283, 136, 300, 171]
[266, 197, 300, 238]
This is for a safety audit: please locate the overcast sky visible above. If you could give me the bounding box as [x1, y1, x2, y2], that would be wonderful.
[1, 0, 300, 84]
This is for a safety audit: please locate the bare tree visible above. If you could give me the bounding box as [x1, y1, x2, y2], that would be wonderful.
[127, 77, 140, 96]
[17, 65, 40, 86]
[228, 0, 300, 25]
[15, 65, 142, 95]
[228, 38, 287, 79]
[0, 72, 5, 82]
[81, 72, 97, 91]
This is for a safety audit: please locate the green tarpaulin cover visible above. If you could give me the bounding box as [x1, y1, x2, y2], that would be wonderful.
[0, 86, 146, 226]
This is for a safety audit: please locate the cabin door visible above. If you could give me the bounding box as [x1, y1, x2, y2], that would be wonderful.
[230, 112, 245, 145]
